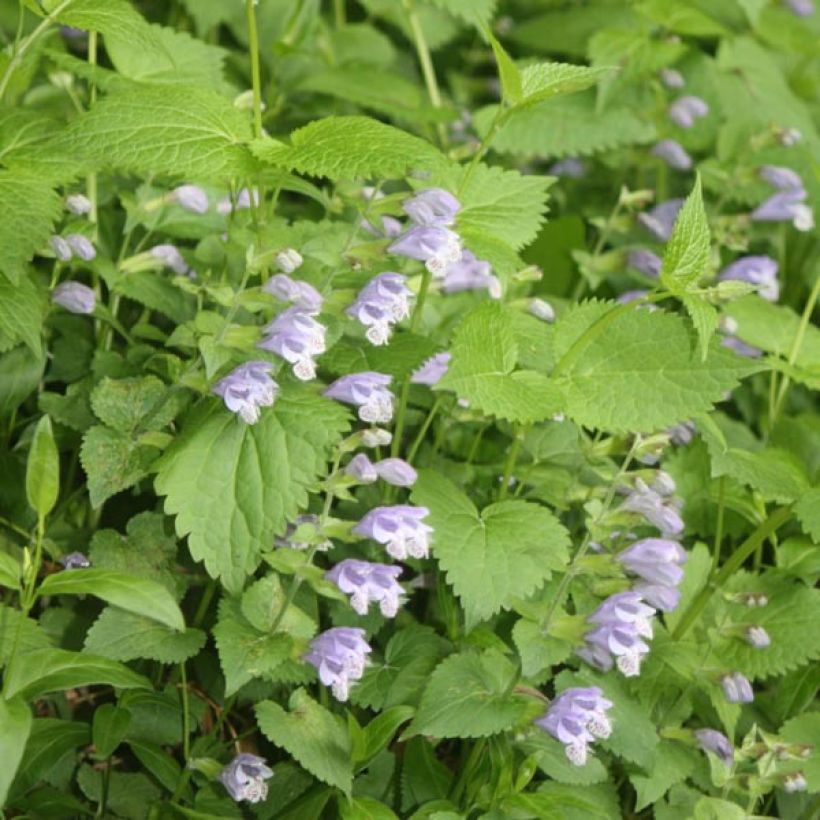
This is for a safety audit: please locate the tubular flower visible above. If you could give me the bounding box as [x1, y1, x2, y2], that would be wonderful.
[52, 281, 96, 315]
[219, 754, 273, 803]
[50, 235, 73, 262]
[668, 95, 709, 129]
[442, 251, 501, 298]
[660, 68, 685, 88]
[171, 184, 208, 214]
[403, 187, 461, 226]
[638, 199, 684, 241]
[263, 273, 323, 313]
[304, 627, 372, 701]
[258, 307, 326, 381]
[535, 687, 613, 766]
[718, 256, 779, 302]
[275, 247, 303, 274]
[347, 273, 413, 345]
[324, 372, 394, 423]
[373, 458, 418, 487]
[745, 625, 771, 649]
[759, 164, 804, 191]
[212, 361, 278, 424]
[721, 671, 754, 703]
[752, 189, 814, 232]
[66, 234, 96, 261]
[65, 193, 92, 215]
[651, 139, 693, 171]
[411, 352, 451, 386]
[346, 453, 379, 483]
[617, 538, 687, 612]
[326, 559, 405, 617]
[695, 729, 734, 766]
[389, 225, 463, 275]
[353, 505, 433, 560]
[620, 479, 684, 535]
[151, 244, 192, 276]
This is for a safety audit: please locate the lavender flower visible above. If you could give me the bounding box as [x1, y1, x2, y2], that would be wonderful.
[66, 234, 96, 261]
[668, 96, 709, 129]
[353, 505, 433, 560]
[389, 225, 462, 275]
[403, 188, 461, 227]
[263, 274, 323, 313]
[324, 372, 394, 423]
[668, 421, 696, 445]
[548, 157, 587, 179]
[59, 551, 91, 569]
[151, 244, 191, 276]
[411, 352, 451, 386]
[718, 256, 779, 302]
[660, 68, 685, 89]
[535, 687, 613, 766]
[326, 559, 404, 617]
[628, 249, 662, 279]
[212, 361, 278, 424]
[721, 671, 754, 703]
[745, 626, 771, 649]
[219, 753, 273, 803]
[52, 281, 96, 314]
[258, 308, 326, 381]
[50, 235, 73, 262]
[275, 248, 303, 274]
[577, 591, 656, 677]
[638, 199, 684, 240]
[304, 627, 372, 701]
[347, 273, 413, 346]
[442, 251, 501, 298]
[752, 189, 815, 232]
[528, 298, 556, 322]
[171, 184, 208, 214]
[617, 538, 686, 587]
[361, 215, 403, 238]
[65, 194, 92, 215]
[617, 289, 653, 307]
[620, 479, 684, 535]
[651, 139, 693, 171]
[695, 729, 734, 766]
[759, 165, 804, 191]
[374, 458, 417, 487]
[346, 453, 378, 483]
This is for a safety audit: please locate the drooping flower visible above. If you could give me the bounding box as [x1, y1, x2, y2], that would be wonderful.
[617, 538, 687, 612]
[60, 551, 91, 570]
[745, 625, 771, 649]
[151, 244, 192, 276]
[721, 671, 754, 703]
[65, 193, 92, 215]
[258, 307, 326, 381]
[638, 198, 684, 241]
[263, 273, 323, 313]
[275, 248, 303, 274]
[628, 249, 662, 279]
[528, 298, 556, 322]
[353, 505, 433, 560]
[577, 591, 656, 677]
[326, 559, 404, 617]
[759, 165, 804, 191]
[52, 281, 96, 314]
[389, 225, 463, 275]
[65, 234, 96, 261]
[374, 458, 418, 487]
[346, 453, 379, 483]
[442, 251, 501, 298]
[411, 352, 451, 386]
[548, 157, 587, 179]
[535, 687, 613, 766]
[651, 139, 693, 171]
[668, 95, 709, 129]
[694, 729, 734, 766]
[718, 256, 779, 302]
[219, 753, 273, 803]
[752, 189, 814, 232]
[651, 470, 676, 496]
[403, 188, 461, 227]
[304, 627, 372, 701]
[212, 361, 278, 424]
[347, 273, 413, 345]
[50, 235, 73, 262]
[668, 421, 696, 446]
[170, 184, 209, 214]
[660, 68, 685, 89]
[620, 478, 684, 535]
[324, 372, 394, 423]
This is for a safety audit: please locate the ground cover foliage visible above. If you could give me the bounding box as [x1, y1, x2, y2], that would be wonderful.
[0, 0, 818, 817]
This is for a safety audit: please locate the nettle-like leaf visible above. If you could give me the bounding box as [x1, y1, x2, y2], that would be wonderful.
[660, 175, 710, 295]
[795, 487, 820, 543]
[437, 302, 564, 424]
[0, 274, 41, 353]
[155, 388, 348, 592]
[408, 649, 530, 738]
[411, 471, 569, 628]
[516, 62, 614, 110]
[629, 739, 699, 812]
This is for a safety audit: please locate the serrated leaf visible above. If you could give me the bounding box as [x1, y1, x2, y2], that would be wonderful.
[90, 376, 171, 433]
[512, 618, 573, 678]
[256, 688, 353, 793]
[323, 333, 439, 381]
[525, 731, 609, 786]
[42, 0, 158, 53]
[795, 488, 820, 543]
[437, 302, 564, 423]
[630, 740, 698, 811]
[0, 606, 52, 667]
[516, 62, 613, 110]
[155, 388, 348, 592]
[115, 271, 196, 324]
[25, 415, 59, 519]
[660, 176, 710, 294]
[0, 696, 31, 806]
[412, 470, 569, 628]
[0, 274, 41, 354]
[409, 649, 528, 738]
[681, 294, 718, 362]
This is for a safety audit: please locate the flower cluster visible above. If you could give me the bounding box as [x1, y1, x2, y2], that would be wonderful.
[535, 687, 613, 766]
[212, 361, 278, 425]
[354, 505, 433, 560]
[325, 372, 394, 423]
[258, 307, 326, 381]
[752, 164, 814, 232]
[326, 559, 404, 616]
[304, 626, 372, 701]
[347, 273, 413, 345]
[50, 233, 96, 263]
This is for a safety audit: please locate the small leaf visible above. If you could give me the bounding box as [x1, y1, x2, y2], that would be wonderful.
[681, 294, 718, 362]
[486, 27, 523, 104]
[92, 704, 132, 760]
[25, 415, 59, 519]
[660, 175, 711, 294]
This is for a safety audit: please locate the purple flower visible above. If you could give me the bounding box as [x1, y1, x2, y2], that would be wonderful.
[60, 551, 91, 570]
[719, 256, 779, 302]
[263, 274, 323, 313]
[620, 479, 684, 535]
[326, 559, 404, 616]
[752, 189, 814, 232]
[324, 372, 394, 423]
[660, 68, 685, 89]
[695, 729, 734, 766]
[616, 289, 654, 308]
[638, 199, 684, 241]
[784, 0, 814, 16]
[389, 225, 462, 275]
[52, 281, 96, 314]
[403, 188, 461, 226]
[651, 139, 693, 171]
[258, 307, 326, 381]
[50, 235, 73, 262]
[668, 96, 709, 129]
[721, 672, 754, 703]
[212, 361, 278, 424]
[577, 591, 656, 677]
[442, 251, 501, 298]
[361, 215, 403, 238]
[65, 194, 92, 215]
[66, 234, 96, 261]
[347, 273, 413, 346]
[759, 165, 804, 191]
[528, 298, 556, 322]
[151, 244, 191, 276]
[304, 627, 372, 701]
[275, 248, 303, 274]
[745, 626, 771, 649]
[721, 335, 763, 359]
[60, 25, 87, 41]
[374, 458, 417, 487]
[171, 184, 208, 214]
[617, 538, 687, 588]
[217, 187, 258, 215]
[535, 687, 613, 766]
[633, 582, 681, 612]
[219, 753, 273, 803]
[411, 352, 451, 386]
[628, 249, 662, 279]
[353, 505, 433, 560]
[548, 157, 586, 179]
[346, 453, 379, 483]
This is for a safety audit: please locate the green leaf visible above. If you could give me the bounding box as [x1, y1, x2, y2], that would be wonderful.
[38, 569, 185, 632]
[241, 574, 316, 640]
[252, 116, 445, 180]
[0, 274, 41, 354]
[128, 740, 182, 794]
[25, 415, 59, 519]
[660, 176, 711, 294]
[630, 740, 698, 811]
[553, 307, 762, 433]
[693, 797, 746, 820]
[256, 688, 353, 793]
[352, 706, 414, 767]
[437, 302, 564, 424]
[155, 388, 348, 593]
[779, 711, 820, 793]
[425, 0, 497, 26]
[512, 617, 573, 678]
[92, 704, 132, 760]
[114, 271, 196, 324]
[84, 607, 206, 664]
[412, 471, 569, 628]
[486, 27, 522, 104]
[795, 487, 820, 543]
[324, 333, 439, 381]
[0, 552, 21, 591]
[0, 345, 45, 417]
[43, 0, 158, 52]
[0, 606, 52, 667]
[516, 62, 614, 110]
[339, 796, 398, 820]
[638, 0, 729, 36]
[90, 376, 172, 433]
[3, 648, 151, 700]
[408, 649, 529, 738]
[0, 696, 32, 806]
[681, 294, 718, 362]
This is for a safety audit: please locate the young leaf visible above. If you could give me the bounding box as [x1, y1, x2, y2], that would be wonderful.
[485, 27, 523, 105]
[0, 696, 32, 806]
[517, 62, 614, 109]
[660, 175, 711, 294]
[681, 294, 719, 362]
[25, 415, 59, 520]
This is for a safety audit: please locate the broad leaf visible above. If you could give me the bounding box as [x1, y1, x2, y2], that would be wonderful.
[92, 704, 132, 760]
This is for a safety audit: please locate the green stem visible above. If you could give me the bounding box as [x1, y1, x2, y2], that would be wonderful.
[192, 579, 217, 629]
[672, 506, 792, 640]
[498, 425, 525, 500]
[245, 0, 264, 140]
[712, 476, 726, 575]
[405, 395, 443, 465]
[333, 0, 346, 27]
[180, 662, 191, 761]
